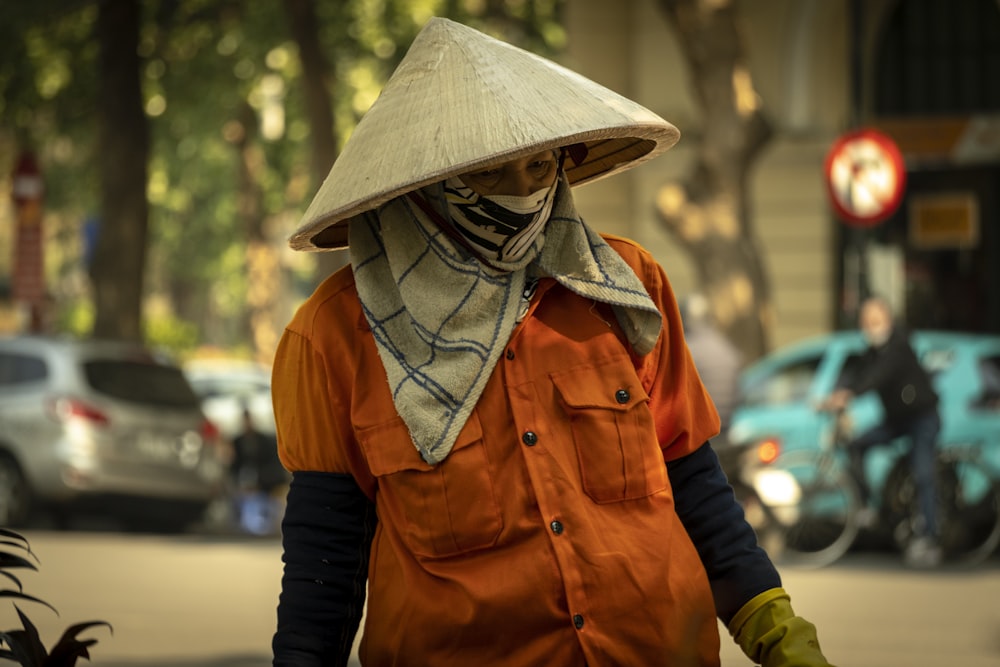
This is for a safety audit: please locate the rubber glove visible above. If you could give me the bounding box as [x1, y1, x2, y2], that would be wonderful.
[728, 587, 835, 667]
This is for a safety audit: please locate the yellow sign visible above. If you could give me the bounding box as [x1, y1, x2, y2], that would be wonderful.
[909, 193, 979, 249]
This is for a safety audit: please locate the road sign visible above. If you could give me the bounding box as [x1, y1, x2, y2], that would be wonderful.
[824, 128, 906, 227]
[10, 151, 47, 332]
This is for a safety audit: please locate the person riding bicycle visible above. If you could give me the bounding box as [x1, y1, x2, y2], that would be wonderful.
[822, 296, 942, 568]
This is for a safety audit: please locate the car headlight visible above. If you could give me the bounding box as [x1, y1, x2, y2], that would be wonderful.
[752, 469, 802, 507]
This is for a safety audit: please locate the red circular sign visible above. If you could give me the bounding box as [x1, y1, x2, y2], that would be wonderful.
[824, 128, 906, 227]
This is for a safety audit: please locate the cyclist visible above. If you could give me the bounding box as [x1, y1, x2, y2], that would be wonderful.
[822, 296, 942, 568]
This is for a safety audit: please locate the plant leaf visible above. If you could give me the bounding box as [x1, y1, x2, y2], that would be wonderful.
[0, 552, 39, 571]
[0, 625, 48, 667]
[44, 639, 96, 667]
[14, 606, 48, 663]
[0, 629, 45, 667]
[0, 538, 37, 559]
[0, 569, 25, 592]
[0, 592, 59, 615]
[44, 621, 111, 667]
[0, 528, 30, 548]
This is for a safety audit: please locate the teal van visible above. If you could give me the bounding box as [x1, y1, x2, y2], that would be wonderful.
[722, 331, 1000, 552]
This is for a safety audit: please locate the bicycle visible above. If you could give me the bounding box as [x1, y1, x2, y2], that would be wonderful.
[746, 406, 1000, 568]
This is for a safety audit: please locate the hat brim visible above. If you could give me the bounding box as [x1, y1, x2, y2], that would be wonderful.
[288, 17, 680, 252]
[296, 130, 674, 251]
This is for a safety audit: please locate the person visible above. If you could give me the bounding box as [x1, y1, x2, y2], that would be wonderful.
[271, 17, 835, 666]
[822, 296, 942, 568]
[230, 406, 288, 535]
[680, 292, 743, 433]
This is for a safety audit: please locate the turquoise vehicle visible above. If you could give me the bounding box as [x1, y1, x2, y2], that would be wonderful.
[722, 331, 1000, 564]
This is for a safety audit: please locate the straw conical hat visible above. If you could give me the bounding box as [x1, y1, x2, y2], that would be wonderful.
[290, 16, 680, 251]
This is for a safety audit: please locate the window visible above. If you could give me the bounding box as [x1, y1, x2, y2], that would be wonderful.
[0, 352, 48, 386]
[876, 0, 1000, 114]
[742, 356, 822, 407]
[84, 360, 201, 408]
[976, 355, 1000, 408]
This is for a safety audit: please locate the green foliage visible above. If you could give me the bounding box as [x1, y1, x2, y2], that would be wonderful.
[144, 310, 200, 359]
[0, 529, 111, 667]
[0, 0, 564, 353]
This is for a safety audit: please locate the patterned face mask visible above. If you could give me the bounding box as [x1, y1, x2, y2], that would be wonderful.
[443, 176, 556, 263]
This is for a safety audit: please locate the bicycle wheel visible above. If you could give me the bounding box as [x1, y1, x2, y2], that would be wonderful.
[938, 456, 1000, 566]
[765, 451, 862, 568]
[884, 453, 1000, 567]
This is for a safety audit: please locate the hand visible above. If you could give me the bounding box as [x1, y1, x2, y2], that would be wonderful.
[816, 390, 851, 412]
[729, 588, 836, 667]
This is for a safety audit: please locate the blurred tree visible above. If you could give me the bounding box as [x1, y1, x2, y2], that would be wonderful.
[281, 0, 344, 286]
[90, 0, 149, 342]
[655, 0, 774, 361]
[0, 0, 563, 360]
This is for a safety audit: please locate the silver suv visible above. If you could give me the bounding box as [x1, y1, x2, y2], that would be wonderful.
[0, 335, 228, 531]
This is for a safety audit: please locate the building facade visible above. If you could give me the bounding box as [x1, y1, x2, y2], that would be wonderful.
[562, 0, 1000, 353]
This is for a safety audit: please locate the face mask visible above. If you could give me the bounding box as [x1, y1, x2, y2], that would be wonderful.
[443, 177, 556, 263]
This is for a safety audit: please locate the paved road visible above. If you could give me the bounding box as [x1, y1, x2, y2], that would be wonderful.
[7, 529, 999, 666]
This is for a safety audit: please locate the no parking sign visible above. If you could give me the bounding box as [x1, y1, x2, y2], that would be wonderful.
[824, 128, 906, 227]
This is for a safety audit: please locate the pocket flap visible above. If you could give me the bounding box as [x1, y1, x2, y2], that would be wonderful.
[551, 360, 650, 411]
[358, 412, 484, 475]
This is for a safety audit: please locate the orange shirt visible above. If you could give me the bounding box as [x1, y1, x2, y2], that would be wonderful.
[273, 235, 723, 665]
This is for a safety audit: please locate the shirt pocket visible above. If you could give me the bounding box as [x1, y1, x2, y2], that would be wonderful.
[551, 360, 668, 504]
[357, 412, 503, 559]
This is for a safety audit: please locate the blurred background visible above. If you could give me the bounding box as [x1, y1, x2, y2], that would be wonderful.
[1, 1, 999, 665]
[2, 0, 997, 365]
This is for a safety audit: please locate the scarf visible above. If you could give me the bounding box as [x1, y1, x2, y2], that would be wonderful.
[349, 174, 662, 465]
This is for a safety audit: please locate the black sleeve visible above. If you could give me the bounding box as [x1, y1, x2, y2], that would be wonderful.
[666, 442, 781, 626]
[847, 334, 906, 396]
[272, 471, 377, 667]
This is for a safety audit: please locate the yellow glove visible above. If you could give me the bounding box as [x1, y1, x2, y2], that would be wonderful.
[728, 587, 835, 667]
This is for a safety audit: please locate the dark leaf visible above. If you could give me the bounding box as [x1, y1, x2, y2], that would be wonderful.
[0, 592, 59, 615]
[44, 620, 111, 667]
[0, 629, 45, 667]
[0, 538, 37, 558]
[0, 569, 25, 592]
[0, 552, 40, 571]
[15, 606, 47, 659]
[0, 623, 48, 667]
[44, 639, 97, 667]
[0, 528, 30, 547]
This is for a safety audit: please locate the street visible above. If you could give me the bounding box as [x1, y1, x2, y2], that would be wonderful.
[6, 529, 999, 667]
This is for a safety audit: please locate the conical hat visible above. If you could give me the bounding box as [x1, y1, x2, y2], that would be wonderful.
[290, 16, 680, 251]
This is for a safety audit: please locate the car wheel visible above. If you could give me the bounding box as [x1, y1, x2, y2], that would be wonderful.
[0, 454, 33, 527]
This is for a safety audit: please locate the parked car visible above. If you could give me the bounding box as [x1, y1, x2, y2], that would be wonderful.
[723, 330, 1000, 536]
[0, 335, 228, 530]
[182, 359, 275, 442]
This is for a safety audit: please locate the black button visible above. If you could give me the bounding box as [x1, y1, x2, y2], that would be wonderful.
[573, 614, 585, 629]
[615, 389, 630, 404]
[505, 348, 515, 360]
[522, 431, 538, 446]
[550, 520, 563, 535]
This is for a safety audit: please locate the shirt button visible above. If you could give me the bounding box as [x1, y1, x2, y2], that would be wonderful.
[573, 614, 585, 629]
[550, 520, 564, 535]
[522, 431, 538, 446]
[615, 389, 630, 404]
[505, 348, 515, 360]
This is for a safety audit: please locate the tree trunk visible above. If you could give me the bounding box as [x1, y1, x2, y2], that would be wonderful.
[90, 0, 149, 342]
[656, 0, 774, 362]
[282, 0, 346, 285]
[232, 102, 283, 365]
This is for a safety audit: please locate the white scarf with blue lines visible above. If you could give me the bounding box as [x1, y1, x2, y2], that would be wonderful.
[349, 175, 662, 465]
